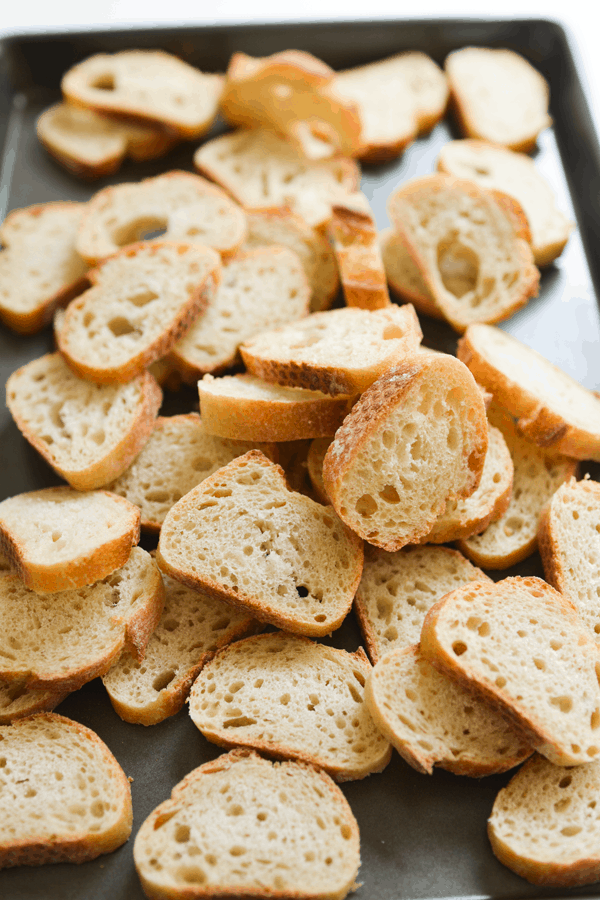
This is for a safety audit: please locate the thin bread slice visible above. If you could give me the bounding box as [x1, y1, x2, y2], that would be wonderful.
[0, 713, 132, 869]
[354, 546, 491, 664]
[420, 575, 600, 767]
[366, 645, 531, 776]
[170, 247, 310, 381]
[445, 47, 551, 153]
[379, 227, 441, 317]
[0, 547, 164, 692]
[240, 304, 423, 396]
[198, 374, 355, 443]
[157, 451, 363, 637]
[329, 193, 391, 310]
[457, 323, 600, 460]
[62, 50, 223, 139]
[387, 174, 540, 332]
[0, 487, 140, 593]
[437, 139, 573, 267]
[134, 748, 360, 900]
[194, 128, 360, 231]
[6, 353, 162, 491]
[0, 681, 68, 725]
[188, 632, 391, 781]
[307, 437, 332, 504]
[0, 202, 88, 335]
[488, 754, 600, 887]
[75, 171, 247, 266]
[322, 353, 488, 550]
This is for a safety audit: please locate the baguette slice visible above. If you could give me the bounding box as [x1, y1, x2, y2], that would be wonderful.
[240, 304, 423, 396]
[0, 202, 88, 335]
[198, 374, 355, 443]
[354, 546, 491, 663]
[489, 754, 600, 887]
[76, 171, 247, 266]
[307, 437, 332, 504]
[0, 713, 132, 869]
[380, 227, 441, 317]
[6, 353, 162, 491]
[134, 748, 360, 900]
[188, 632, 391, 781]
[323, 353, 488, 550]
[0, 681, 68, 725]
[457, 323, 600, 460]
[445, 47, 551, 153]
[366, 645, 531, 776]
[0, 487, 140, 593]
[62, 50, 223, 139]
[329, 193, 391, 310]
[420, 576, 600, 767]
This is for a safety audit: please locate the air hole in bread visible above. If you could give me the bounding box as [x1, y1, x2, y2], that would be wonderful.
[437, 235, 479, 298]
[382, 324, 405, 340]
[91, 73, 115, 91]
[177, 865, 206, 884]
[113, 215, 168, 248]
[128, 289, 159, 308]
[152, 670, 176, 692]
[355, 494, 377, 518]
[222, 716, 257, 728]
[108, 316, 138, 338]
[561, 825, 582, 837]
[379, 484, 400, 504]
[550, 696, 573, 714]
[452, 641, 467, 656]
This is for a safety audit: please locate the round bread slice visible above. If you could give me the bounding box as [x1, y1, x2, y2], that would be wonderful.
[134, 748, 360, 900]
[188, 632, 391, 781]
[323, 353, 488, 550]
[0, 713, 132, 869]
[380, 227, 441, 317]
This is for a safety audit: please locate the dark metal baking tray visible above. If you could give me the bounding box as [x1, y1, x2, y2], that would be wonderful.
[1, 16, 600, 900]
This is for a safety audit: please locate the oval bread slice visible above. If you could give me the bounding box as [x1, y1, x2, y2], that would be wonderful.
[380, 227, 441, 317]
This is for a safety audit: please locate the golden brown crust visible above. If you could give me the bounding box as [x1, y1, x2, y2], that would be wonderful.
[537, 477, 600, 595]
[329, 204, 390, 311]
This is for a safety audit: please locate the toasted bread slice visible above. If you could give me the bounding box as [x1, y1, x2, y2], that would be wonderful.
[380, 227, 441, 317]
[0, 681, 68, 725]
[188, 632, 391, 781]
[329, 193, 391, 310]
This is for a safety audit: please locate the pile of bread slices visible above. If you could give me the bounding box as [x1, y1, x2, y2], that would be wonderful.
[1, 39, 600, 900]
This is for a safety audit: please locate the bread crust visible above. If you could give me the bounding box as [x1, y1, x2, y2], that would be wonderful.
[329, 202, 390, 310]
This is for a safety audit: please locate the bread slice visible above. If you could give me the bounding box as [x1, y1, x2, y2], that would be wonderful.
[354, 546, 490, 664]
[488, 753, 600, 886]
[335, 51, 448, 163]
[387, 174, 540, 332]
[322, 353, 488, 550]
[158, 451, 363, 637]
[420, 575, 600, 766]
[0, 202, 88, 335]
[380, 227, 440, 317]
[75, 171, 247, 266]
[0, 713, 132, 869]
[0, 681, 68, 725]
[6, 353, 162, 491]
[194, 129, 360, 231]
[0, 487, 140, 593]
[188, 632, 391, 781]
[134, 748, 360, 900]
[62, 50, 223, 139]
[437, 140, 573, 267]
[244, 207, 339, 312]
[108, 414, 275, 532]
[198, 374, 355, 443]
[170, 247, 310, 381]
[366, 645, 531, 776]
[307, 437, 332, 504]
[329, 193, 391, 310]
[240, 304, 423, 396]
[445, 47, 551, 153]
[277, 439, 313, 497]
[457, 323, 600, 460]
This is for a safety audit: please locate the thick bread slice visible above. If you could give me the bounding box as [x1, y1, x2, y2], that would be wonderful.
[0, 713, 132, 869]
[171, 247, 310, 381]
[457, 324, 600, 460]
[335, 52, 449, 163]
[108, 414, 276, 532]
[6, 353, 162, 491]
[240, 304, 423, 396]
[244, 207, 339, 312]
[366, 645, 531, 776]
[0, 202, 88, 335]
[58, 242, 221, 384]
[387, 174, 540, 332]
[198, 374, 355, 443]
[307, 437, 332, 504]
[158, 451, 363, 637]
[354, 546, 491, 663]
[0, 487, 140, 593]
[0, 681, 68, 725]
[420, 576, 600, 767]
[0, 547, 164, 692]
[194, 129, 360, 231]
[437, 140, 573, 267]
[134, 748, 360, 900]
[75, 171, 247, 266]
[380, 227, 441, 317]
[329, 193, 391, 310]
[445, 47, 551, 153]
[62, 50, 223, 139]
[322, 354, 488, 550]
[488, 754, 600, 887]
[188, 632, 391, 781]
[103, 571, 258, 725]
